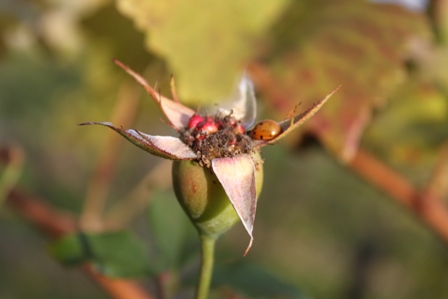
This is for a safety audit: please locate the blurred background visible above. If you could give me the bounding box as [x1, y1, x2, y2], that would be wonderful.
[2, 0, 448, 298]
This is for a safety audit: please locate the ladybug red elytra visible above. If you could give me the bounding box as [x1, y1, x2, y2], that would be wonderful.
[249, 120, 282, 140]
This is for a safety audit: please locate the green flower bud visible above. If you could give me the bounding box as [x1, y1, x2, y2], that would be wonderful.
[172, 152, 263, 239]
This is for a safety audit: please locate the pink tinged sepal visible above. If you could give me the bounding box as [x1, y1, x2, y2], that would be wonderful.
[114, 60, 196, 130]
[252, 86, 341, 148]
[211, 155, 256, 255]
[79, 122, 197, 160]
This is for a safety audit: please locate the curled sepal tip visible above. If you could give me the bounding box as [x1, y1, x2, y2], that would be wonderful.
[79, 121, 197, 160]
[252, 86, 340, 148]
[113, 59, 196, 130]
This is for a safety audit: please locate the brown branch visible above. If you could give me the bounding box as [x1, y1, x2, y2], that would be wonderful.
[7, 189, 76, 237]
[6, 188, 154, 299]
[154, 272, 169, 299]
[348, 148, 448, 243]
[84, 265, 153, 299]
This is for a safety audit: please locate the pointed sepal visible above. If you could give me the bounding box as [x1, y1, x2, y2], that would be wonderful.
[80, 122, 197, 160]
[212, 155, 257, 255]
[252, 86, 340, 148]
[114, 60, 196, 130]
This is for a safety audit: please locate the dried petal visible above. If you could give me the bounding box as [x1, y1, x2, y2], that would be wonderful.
[218, 74, 257, 129]
[212, 155, 257, 255]
[114, 60, 196, 129]
[80, 122, 197, 160]
[252, 86, 340, 148]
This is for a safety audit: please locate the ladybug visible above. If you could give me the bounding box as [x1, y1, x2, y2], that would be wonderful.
[249, 119, 282, 140]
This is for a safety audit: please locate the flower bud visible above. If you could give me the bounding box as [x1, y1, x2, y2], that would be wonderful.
[172, 152, 263, 239]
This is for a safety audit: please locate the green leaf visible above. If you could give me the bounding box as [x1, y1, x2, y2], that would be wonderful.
[427, 0, 448, 45]
[87, 231, 151, 278]
[147, 191, 197, 272]
[364, 79, 448, 166]
[116, 0, 289, 102]
[50, 231, 152, 278]
[213, 262, 308, 298]
[49, 233, 88, 266]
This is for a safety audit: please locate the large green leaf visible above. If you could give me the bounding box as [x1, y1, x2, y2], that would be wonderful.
[116, 0, 289, 102]
[251, 0, 430, 160]
[50, 231, 152, 278]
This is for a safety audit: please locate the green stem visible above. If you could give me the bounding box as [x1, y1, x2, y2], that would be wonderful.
[195, 235, 216, 299]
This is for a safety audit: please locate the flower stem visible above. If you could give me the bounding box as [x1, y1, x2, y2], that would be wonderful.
[195, 235, 216, 299]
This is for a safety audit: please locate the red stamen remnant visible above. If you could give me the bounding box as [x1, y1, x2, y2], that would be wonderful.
[197, 117, 219, 135]
[187, 114, 205, 129]
[180, 112, 253, 167]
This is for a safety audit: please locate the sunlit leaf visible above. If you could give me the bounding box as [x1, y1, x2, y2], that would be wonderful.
[116, 0, 289, 102]
[364, 80, 448, 166]
[251, 0, 430, 160]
